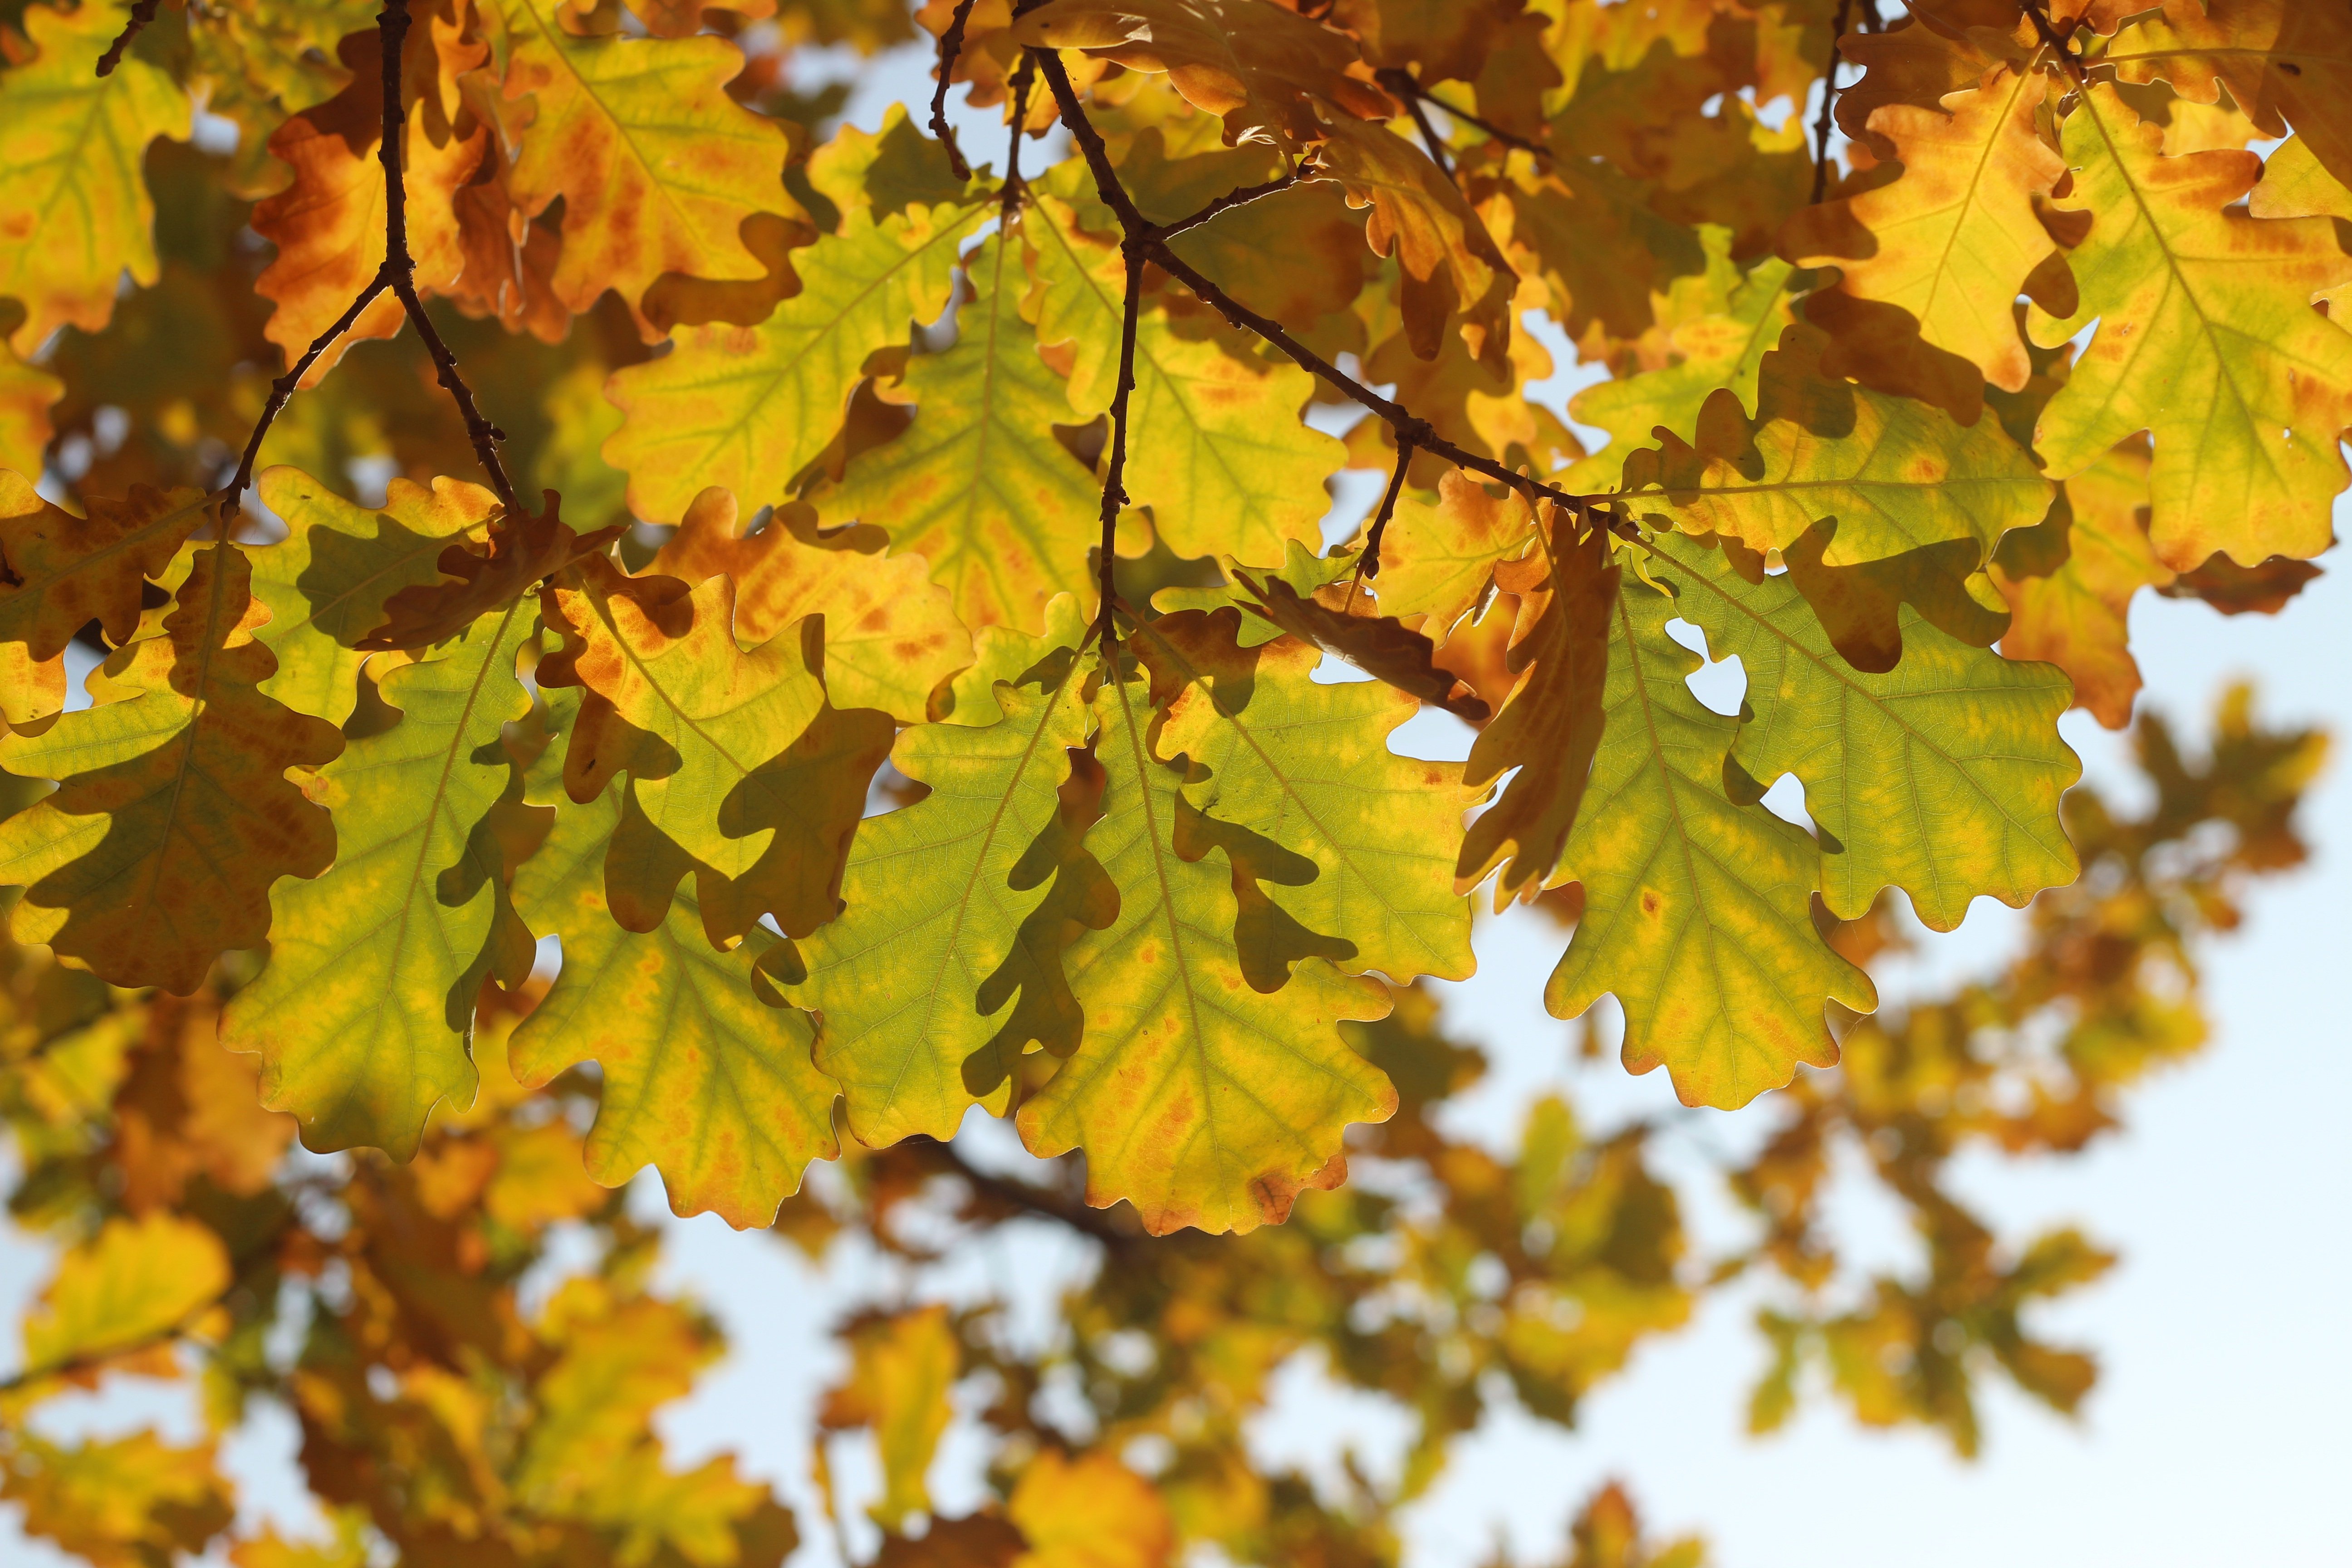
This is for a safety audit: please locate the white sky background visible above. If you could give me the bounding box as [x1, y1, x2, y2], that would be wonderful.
[5, 42, 2351, 1568]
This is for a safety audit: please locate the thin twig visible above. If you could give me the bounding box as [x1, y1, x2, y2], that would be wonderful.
[1024, 48, 1612, 524]
[1809, 0, 1857, 206]
[1378, 69, 1458, 188]
[375, 0, 517, 513]
[1096, 244, 1146, 647]
[930, 0, 981, 182]
[1345, 436, 1415, 613]
[1159, 173, 1302, 239]
[94, 0, 159, 76]
[1410, 87, 1552, 162]
[1001, 53, 1036, 223]
[223, 279, 392, 517]
[2022, 0, 2089, 83]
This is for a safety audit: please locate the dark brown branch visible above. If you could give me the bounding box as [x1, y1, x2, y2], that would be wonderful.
[1001, 53, 1037, 223]
[1408, 87, 1552, 162]
[1096, 244, 1146, 646]
[1024, 47, 1610, 524]
[1809, 0, 1857, 206]
[94, 0, 159, 76]
[376, 0, 517, 513]
[1159, 173, 1302, 239]
[223, 279, 392, 518]
[1377, 69, 1459, 188]
[922, 1138, 1138, 1250]
[1344, 435, 1415, 612]
[2022, 0, 2089, 83]
[930, 0, 981, 182]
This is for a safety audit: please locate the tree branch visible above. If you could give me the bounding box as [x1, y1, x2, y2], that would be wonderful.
[221, 0, 518, 519]
[930, 0, 981, 182]
[1398, 83, 1553, 163]
[1023, 47, 1611, 525]
[2022, 0, 2089, 83]
[1001, 52, 1037, 223]
[921, 1138, 1139, 1250]
[1097, 244, 1145, 646]
[1158, 173, 1303, 239]
[1377, 68, 1458, 189]
[94, 0, 159, 77]
[1809, 0, 1857, 206]
[1345, 434, 1415, 612]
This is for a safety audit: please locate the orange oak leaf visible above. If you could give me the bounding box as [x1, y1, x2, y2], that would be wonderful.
[649, 486, 970, 724]
[0, 474, 214, 729]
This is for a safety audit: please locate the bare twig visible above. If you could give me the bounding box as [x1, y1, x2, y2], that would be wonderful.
[1809, 0, 1857, 205]
[1345, 435, 1415, 613]
[1159, 173, 1302, 239]
[930, 0, 981, 181]
[1412, 89, 1552, 162]
[94, 0, 159, 76]
[2022, 0, 2089, 83]
[223, 280, 392, 517]
[1377, 69, 1458, 188]
[1001, 53, 1037, 223]
[1024, 47, 1612, 525]
[1096, 243, 1146, 646]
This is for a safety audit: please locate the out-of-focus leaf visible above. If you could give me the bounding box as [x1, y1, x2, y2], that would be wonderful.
[20, 1213, 230, 1376]
[820, 1305, 958, 1533]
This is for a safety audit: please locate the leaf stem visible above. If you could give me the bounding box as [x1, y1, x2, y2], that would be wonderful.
[93, 0, 159, 76]
[1096, 241, 1145, 647]
[1376, 68, 1462, 190]
[930, 0, 981, 182]
[1001, 52, 1036, 224]
[1345, 435, 1414, 613]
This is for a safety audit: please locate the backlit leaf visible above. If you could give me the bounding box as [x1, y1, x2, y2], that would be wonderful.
[1007, 1450, 1176, 1568]
[222, 599, 536, 1159]
[2027, 82, 2352, 569]
[0, 544, 343, 995]
[2106, 0, 2352, 188]
[0, 2, 192, 355]
[1015, 662, 1396, 1235]
[820, 1305, 958, 1532]
[0, 1432, 235, 1568]
[19, 1212, 229, 1375]
[607, 201, 982, 523]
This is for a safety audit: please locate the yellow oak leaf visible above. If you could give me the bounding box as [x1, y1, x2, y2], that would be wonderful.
[814, 234, 1103, 635]
[1831, 15, 2012, 160]
[538, 554, 893, 943]
[1367, 470, 1533, 638]
[2106, 0, 2352, 188]
[1542, 554, 1876, 1110]
[606, 200, 982, 523]
[789, 643, 1101, 1148]
[653, 486, 972, 722]
[804, 102, 972, 226]
[245, 466, 501, 726]
[1139, 610, 1480, 986]
[1782, 64, 2066, 402]
[1027, 196, 1344, 564]
[495, 0, 799, 333]
[222, 600, 537, 1160]
[20, 1212, 230, 1376]
[0, 473, 212, 728]
[2028, 83, 2352, 569]
[1007, 1450, 1175, 1568]
[820, 1305, 958, 1533]
[1, 1432, 235, 1568]
[0, 2, 191, 355]
[0, 342, 60, 481]
[1993, 437, 2171, 730]
[0, 544, 343, 995]
[511, 701, 840, 1230]
[1015, 662, 1396, 1236]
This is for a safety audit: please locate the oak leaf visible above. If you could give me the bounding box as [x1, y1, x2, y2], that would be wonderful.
[0, 544, 343, 995]
[19, 1212, 230, 1378]
[0, 1432, 235, 1568]
[789, 643, 1100, 1147]
[495, 0, 799, 334]
[821, 1306, 959, 1532]
[814, 234, 1102, 634]
[2027, 83, 2352, 568]
[358, 490, 621, 654]
[1225, 562, 1490, 720]
[1027, 196, 1344, 564]
[511, 705, 839, 1230]
[0, 2, 191, 355]
[1653, 532, 2081, 931]
[1139, 609, 1480, 986]
[0, 474, 212, 728]
[607, 201, 982, 523]
[1014, 663, 1396, 1236]
[1544, 553, 1877, 1110]
[221, 600, 537, 1159]
[538, 554, 892, 942]
[653, 486, 972, 722]
[1006, 1450, 1176, 1568]
[1782, 65, 2066, 405]
[2106, 0, 2352, 188]
[1009, 0, 1395, 151]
